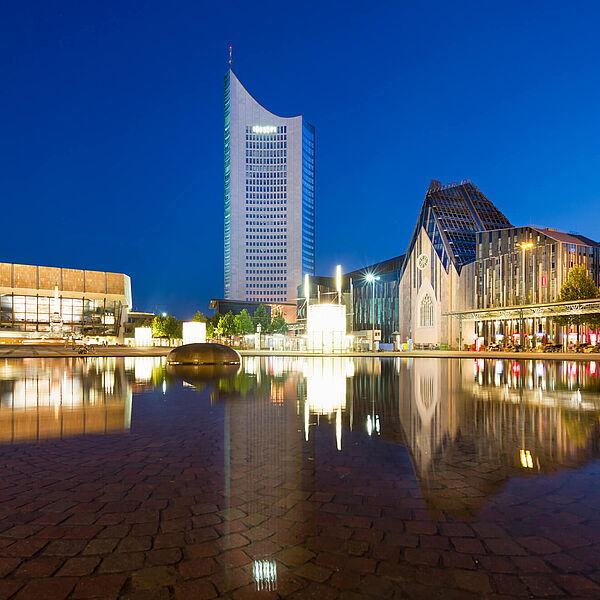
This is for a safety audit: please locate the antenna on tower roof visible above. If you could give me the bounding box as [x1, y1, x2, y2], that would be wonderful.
[229, 45, 232, 67]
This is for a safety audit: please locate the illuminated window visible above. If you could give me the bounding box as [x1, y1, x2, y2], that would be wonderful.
[420, 294, 434, 327]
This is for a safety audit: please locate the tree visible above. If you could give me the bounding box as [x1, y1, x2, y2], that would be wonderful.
[216, 311, 236, 338]
[192, 311, 208, 323]
[234, 309, 254, 335]
[554, 265, 600, 330]
[268, 311, 288, 334]
[253, 304, 270, 332]
[151, 314, 182, 341]
[207, 312, 221, 339]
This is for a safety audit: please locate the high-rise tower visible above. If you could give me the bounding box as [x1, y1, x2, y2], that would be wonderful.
[224, 69, 315, 303]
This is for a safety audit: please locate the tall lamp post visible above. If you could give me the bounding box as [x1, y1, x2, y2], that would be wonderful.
[519, 242, 534, 348]
[365, 274, 380, 351]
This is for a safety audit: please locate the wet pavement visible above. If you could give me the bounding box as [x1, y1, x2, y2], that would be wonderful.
[0, 356, 599, 599]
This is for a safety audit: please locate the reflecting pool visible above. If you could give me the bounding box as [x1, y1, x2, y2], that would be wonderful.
[0, 356, 599, 598]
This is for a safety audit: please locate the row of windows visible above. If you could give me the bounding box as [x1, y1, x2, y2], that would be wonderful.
[246, 158, 287, 171]
[246, 283, 287, 288]
[246, 194, 287, 200]
[246, 149, 287, 157]
[246, 187, 287, 193]
[245, 125, 287, 133]
[246, 276, 286, 282]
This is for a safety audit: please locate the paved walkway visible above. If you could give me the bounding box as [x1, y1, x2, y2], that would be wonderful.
[0, 383, 598, 599]
[0, 345, 597, 361]
[0, 346, 171, 359]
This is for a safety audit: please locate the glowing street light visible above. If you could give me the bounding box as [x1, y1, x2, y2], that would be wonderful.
[365, 273, 380, 350]
[518, 241, 535, 348]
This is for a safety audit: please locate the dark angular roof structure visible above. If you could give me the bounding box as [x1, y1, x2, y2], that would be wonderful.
[401, 179, 513, 275]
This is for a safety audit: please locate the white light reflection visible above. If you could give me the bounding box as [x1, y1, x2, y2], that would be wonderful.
[253, 559, 277, 591]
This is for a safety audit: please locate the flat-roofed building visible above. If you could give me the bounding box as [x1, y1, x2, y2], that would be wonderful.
[0, 262, 132, 341]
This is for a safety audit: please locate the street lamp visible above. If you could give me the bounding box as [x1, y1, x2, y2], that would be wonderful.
[365, 273, 380, 351]
[518, 242, 534, 348]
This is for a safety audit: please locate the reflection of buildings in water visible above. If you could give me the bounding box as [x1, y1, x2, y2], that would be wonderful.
[220, 357, 312, 591]
[0, 358, 132, 443]
[392, 358, 600, 518]
[123, 356, 166, 392]
[396, 358, 459, 477]
[302, 358, 353, 450]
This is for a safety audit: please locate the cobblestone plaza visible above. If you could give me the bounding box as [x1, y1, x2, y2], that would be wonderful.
[0, 356, 598, 598]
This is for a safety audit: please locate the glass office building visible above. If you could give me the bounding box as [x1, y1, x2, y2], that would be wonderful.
[224, 69, 315, 303]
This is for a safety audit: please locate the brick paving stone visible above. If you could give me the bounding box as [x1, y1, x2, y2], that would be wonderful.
[516, 536, 562, 555]
[295, 562, 334, 583]
[554, 574, 600, 596]
[130, 522, 159, 536]
[117, 535, 152, 552]
[440, 523, 475, 537]
[145, 547, 182, 565]
[185, 527, 219, 544]
[420, 534, 450, 550]
[14, 577, 77, 600]
[521, 575, 565, 596]
[57, 555, 100, 576]
[0, 539, 47, 557]
[14, 556, 63, 577]
[286, 582, 338, 600]
[277, 546, 315, 567]
[174, 580, 218, 600]
[232, 583, 280, 600]
[485, 538, 528, 556]
[178, 557, 217, 578]
[217, 508, 246, 521]
[71, 574, 127, 599]
[97, 524, 130, 539]
[346, 556, 377, 574]
[441, 551, 477, 570]
[130, 566, 179, 590]
[82, 538, 119, 555]
[192, 513, 221, 528]
[43, 539, 87, 556]
[404, 548, 440, 566]
[185, 541, 220, 559]
[451, 536, 486, 554]
[453, 569, 493, 593]
[330, 569, 361, 590]
[545, 552, 585, 572]
[0, 556, 21, 576]
[216, 532, 249, 550]
[216, 549, 251, 568]
[98, 551, 145, 573]
[210, 566, 254, 593]
[511, 555, 551, 573]
[493, 574, 530, 596]
[405, 521, 437, 535]
[2, 524, 43, 538]
[414, 565, 456, 588]
[0, 580, 23, 600]
[276, 571, 310, 596]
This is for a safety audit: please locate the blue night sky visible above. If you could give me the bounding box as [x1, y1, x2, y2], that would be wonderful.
[2, 1, 599, 318]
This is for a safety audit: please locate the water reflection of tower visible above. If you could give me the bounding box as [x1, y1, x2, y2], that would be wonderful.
[222, 356, 312, 590]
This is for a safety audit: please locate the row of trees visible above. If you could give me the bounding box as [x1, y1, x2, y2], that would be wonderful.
[192, 305, 288, 338]
[555, 265, 600, 330]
